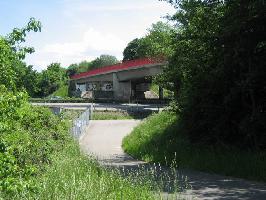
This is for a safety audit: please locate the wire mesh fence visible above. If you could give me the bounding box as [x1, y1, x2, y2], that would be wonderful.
[71, 105, 92, 139]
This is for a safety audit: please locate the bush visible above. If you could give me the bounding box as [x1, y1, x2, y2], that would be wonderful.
[123, 111, 266, 182]
[0, 86, 70, 196]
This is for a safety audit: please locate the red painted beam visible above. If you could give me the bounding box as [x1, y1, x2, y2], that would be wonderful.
[70, 57, 165, 80]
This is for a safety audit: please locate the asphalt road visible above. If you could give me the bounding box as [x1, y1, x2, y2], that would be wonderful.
[79, 120, 266, 200]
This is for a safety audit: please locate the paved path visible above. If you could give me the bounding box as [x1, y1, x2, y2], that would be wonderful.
[79, 120, 266, 200]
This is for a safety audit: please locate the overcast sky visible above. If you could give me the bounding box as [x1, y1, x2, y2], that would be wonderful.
[0, 0, 175, 71]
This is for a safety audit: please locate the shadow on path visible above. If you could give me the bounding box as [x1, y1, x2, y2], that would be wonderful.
[80, 120, 266, 200]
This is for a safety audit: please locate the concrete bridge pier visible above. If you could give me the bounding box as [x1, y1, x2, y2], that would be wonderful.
[112, 73, 131, 100]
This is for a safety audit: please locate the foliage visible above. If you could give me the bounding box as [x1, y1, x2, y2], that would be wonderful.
[123, 21, 175, 61]
[143, 21, 175, 58]
[90, 54, 119, 69]
[123, 38, 149, 61]
[150, 83, 174, 99]
[0, 38, 18, 90]
[38, 63, 67, 97]
[122, 111, 266, 182]
[157, 0, 266, 150]
[0, 18, 70, 196]
[66, 63, 79, 77]
[0, 18, 42, 96]
[6, 17, 41, 59]
[0, 86, 70, 196]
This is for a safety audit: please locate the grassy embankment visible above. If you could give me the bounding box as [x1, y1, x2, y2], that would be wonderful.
[1, 108, 158, 200]
[122, 111, 266, 182]
[92, 110, 154, 120]
[92, 111, 134, 120]
[51, 84, 68, 97]
[19, 141, 155, 200]
[24, 110, 185, 200]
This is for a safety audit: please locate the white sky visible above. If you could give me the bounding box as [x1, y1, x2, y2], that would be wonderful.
[0, 0, 176, 71]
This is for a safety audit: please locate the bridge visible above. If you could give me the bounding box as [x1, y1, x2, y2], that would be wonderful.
[69, 58, 167, 101]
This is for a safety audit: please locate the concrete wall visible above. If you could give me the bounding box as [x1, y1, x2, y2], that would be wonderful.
[113, 73, 131, 100]
[71, 63, 165, 100]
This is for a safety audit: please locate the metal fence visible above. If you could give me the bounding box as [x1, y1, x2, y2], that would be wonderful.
[71, 105, 92, 139]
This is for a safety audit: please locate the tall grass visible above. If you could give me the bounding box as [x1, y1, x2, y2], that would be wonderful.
[1, 109, 186, 199]
[15, 141, 156, 200]
[122, 111, 266, 182]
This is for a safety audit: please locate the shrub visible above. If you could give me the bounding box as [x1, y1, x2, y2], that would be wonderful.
[0, 85, 70, 195]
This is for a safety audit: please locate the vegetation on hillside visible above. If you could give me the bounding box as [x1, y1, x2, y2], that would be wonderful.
[123, 0, 266, 151]
[0, 21, 72, 196]
[162, 0, 266, 150]
[51, 84, 68, 98]
[122, 0, 266, 182]
[0, 19, 176, 199]
[123, 112, 266, 182]
[1, 0, 266, 197]
[18, 141, 156, 200]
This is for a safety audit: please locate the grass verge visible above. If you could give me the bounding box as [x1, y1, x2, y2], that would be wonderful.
[0, 109, 158, 199]
[92, 110, 154, 120]
[122, 111, 266, 182]
[16, 140, 155, 200]
[92, 111, 134, 120]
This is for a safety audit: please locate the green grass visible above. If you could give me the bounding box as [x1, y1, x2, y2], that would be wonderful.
[150, 83, 173, 98]
[92, 111, 134, 120]
[51, 84, 68, 97]
[3, 110, 182, 199]
[92, 110, 155, 120]
[60, 109, 83, 120]
[122, 111, 266, 182]
[14, 141, 155, 200]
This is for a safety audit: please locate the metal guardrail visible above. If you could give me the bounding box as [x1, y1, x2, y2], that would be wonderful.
[71, 105, 93, 139]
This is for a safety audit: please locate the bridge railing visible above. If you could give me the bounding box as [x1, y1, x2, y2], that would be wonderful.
[71, 105, 92, 139]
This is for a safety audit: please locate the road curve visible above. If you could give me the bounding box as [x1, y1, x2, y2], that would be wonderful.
[79, 120, 266, 200]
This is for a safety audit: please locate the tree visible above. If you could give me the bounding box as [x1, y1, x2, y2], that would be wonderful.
[123, 38, 149, 61]
[90, 54, 119, 69]
[38, 63, 67, 97]
[17, 65, 40, 97]
[66, 63, 78, 77]
[161, 0, 266, 150]
[0, 37, 18, 90]
[143, 21, 175, 58]
[6, 17, 41, 59]
[0, 18, 41, 92]
[123, 22, 175, 61]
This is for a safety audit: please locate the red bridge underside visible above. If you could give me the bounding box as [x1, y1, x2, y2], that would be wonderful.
[70, 57, 164, 80]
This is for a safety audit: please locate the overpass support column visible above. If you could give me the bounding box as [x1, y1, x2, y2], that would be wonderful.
[113, 73, 119, 99]
[113, 73, 121, 99]
[159, 86, 164, 100]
